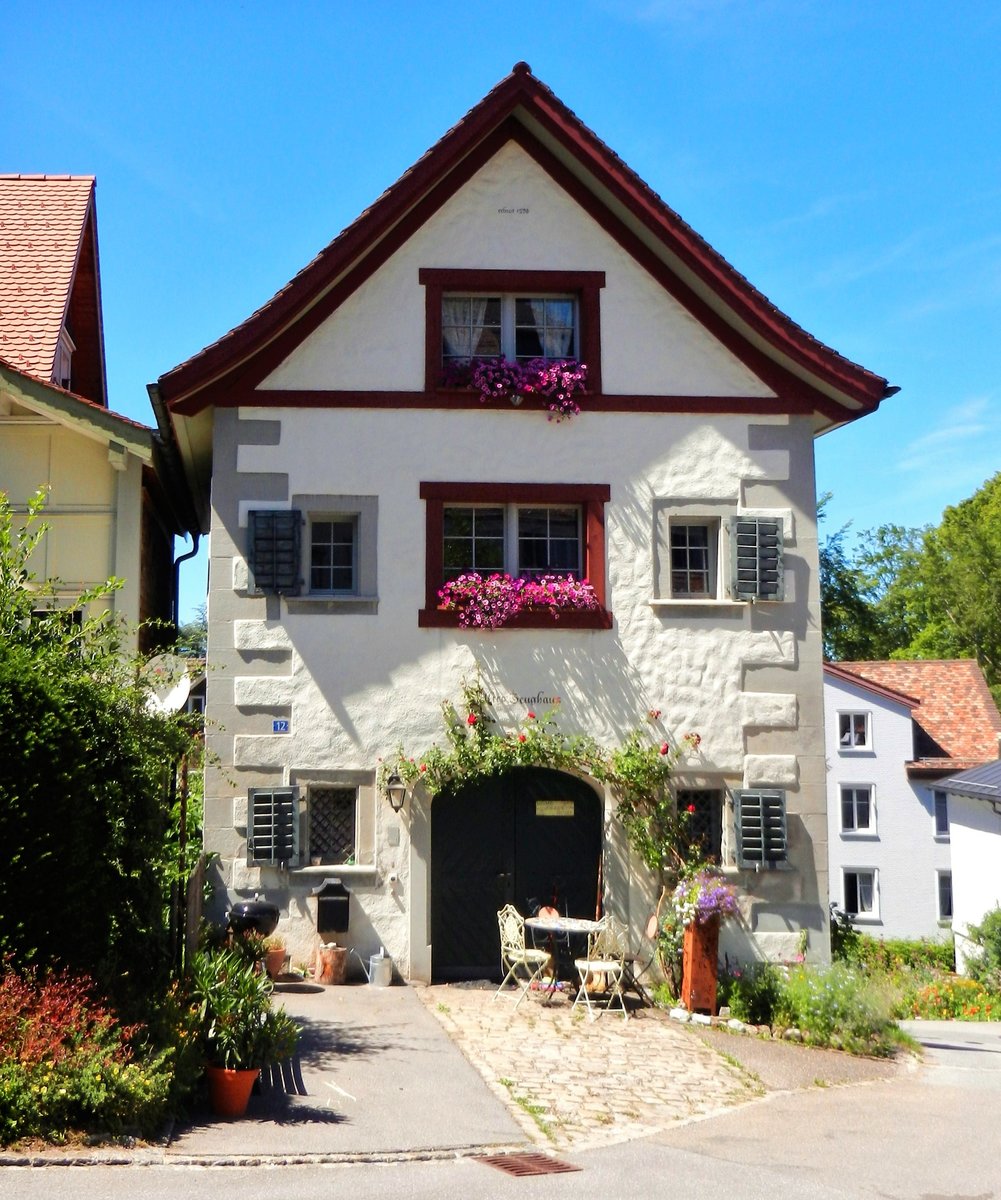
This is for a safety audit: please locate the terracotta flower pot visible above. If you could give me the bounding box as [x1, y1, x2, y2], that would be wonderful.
[265, 946, 286, 980]
[205, 1064, 260, 1118]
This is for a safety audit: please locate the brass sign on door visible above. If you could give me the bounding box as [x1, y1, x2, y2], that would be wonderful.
[535, 800, 575, 817]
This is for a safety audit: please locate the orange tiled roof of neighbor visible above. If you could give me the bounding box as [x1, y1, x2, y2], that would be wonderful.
[833, 659, 1001, 764]
[0, 175, 95, 381]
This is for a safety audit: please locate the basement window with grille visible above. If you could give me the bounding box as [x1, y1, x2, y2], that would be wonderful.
[734, 789, 787, 868]
[248, 787, 300, 867]
[307, 786, 357, 866]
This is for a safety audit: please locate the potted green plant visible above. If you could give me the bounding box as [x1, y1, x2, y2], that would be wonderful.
[189, 947, 300, 1117]
[263, 934, 287, 980]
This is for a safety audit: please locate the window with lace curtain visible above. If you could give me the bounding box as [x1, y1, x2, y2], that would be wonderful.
[441, 295, 577, 369]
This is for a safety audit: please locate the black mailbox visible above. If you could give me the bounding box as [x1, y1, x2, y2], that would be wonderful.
[312, 877, 350, 934]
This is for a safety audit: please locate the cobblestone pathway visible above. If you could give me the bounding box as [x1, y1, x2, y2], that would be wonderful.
[418, 983, 757, 1150]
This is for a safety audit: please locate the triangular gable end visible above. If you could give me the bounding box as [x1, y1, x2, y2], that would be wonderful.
[157, 64, 894, 426]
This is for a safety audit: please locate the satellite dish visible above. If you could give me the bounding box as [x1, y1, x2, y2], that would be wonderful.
[144, 653, 191, 714]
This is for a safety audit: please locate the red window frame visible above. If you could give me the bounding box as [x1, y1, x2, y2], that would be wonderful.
[418, 482, 612, 629]
[418, 269, 605, 395]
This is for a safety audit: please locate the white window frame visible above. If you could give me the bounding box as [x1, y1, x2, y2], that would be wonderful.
[936, 870, 953, 922]
[840, 784, 876, 835]
[308, 514, 359, 596]
[933, 789, 950, 839]
[838, 711, 871, 751]
[668, 519, 721, 599]
[442, 502, 583, 581]
[843, 868, 879, 921]
[442, 293, 578, 366]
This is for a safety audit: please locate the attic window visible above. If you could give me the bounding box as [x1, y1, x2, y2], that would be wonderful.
[54, 329, 75, 391]
[420, 269, 604, 394]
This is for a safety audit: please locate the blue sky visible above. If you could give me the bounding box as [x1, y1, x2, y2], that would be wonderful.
[5, 1, 1000, 620]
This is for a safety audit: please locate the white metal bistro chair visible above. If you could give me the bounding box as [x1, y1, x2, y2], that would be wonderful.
[571, 915, 628, 1020]
[494, 904, 551, 1008]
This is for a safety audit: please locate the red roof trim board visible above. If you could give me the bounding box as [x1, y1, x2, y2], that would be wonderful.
[158, 65, 893, 419]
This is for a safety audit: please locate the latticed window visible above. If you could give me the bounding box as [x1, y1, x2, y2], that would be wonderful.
[309, 787, 356, 864]
[678, 789, 723, 862]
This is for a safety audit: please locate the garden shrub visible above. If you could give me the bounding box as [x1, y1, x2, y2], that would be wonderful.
[717, 961, 784, 1026]
[965, 907, 1001, 993]
[775, 963, 898, 1055]
[0, 963, 173, 1144]
[843, 932, 954, 974]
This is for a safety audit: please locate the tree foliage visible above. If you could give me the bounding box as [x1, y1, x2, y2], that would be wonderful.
[0, 490, 199, 1014]
[819, 474, 1001, 704]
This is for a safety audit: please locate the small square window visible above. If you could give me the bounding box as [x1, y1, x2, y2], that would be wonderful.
[308, 786, 357, 865]
[843, 868, 878, 919]
[841, 785, 874, 834]
[670, 522, 717, 598]
[310, 517, 357, 594]
[937, 871, 953, 921]
[839, 712, 870, 749]
[933, 790, 950, 839]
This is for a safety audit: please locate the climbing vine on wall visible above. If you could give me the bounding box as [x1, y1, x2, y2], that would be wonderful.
[381, 678, 701, 875]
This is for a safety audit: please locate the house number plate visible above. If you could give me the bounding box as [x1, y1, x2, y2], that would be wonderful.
[272, 719, 290, 734]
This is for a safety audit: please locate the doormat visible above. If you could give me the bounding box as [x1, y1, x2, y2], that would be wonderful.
[475, 1152, 581, 1176]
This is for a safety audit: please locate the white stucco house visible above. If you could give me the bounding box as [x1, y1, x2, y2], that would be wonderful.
[825, 660, 1001, 942]
[937, 759, 1001, 972]
[153, 64, 896, 981]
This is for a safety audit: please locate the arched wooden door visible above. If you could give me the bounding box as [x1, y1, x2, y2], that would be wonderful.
[430, 767, 602, 981]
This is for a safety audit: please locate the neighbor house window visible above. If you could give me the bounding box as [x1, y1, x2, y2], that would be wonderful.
[420, 269, 605, 393]
[839, 712, 869, 749]
[308, 786, 357, 865]
[937, 871, 953, 921]
[841, 785, 875, 834]
[933, 790, 950, 838]
[420, 482, 611, 628]
[843, 868, 878, 919]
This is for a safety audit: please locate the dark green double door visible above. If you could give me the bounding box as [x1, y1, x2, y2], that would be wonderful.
[430, 767, 602, 981]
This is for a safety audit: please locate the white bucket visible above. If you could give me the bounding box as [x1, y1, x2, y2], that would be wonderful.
[368, 954, 393, 987]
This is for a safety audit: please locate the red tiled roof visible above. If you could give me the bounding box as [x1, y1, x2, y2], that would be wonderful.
[0, 175, 95, 383]
[833, 660, 1001, 764]
[157, 63, 894, 417]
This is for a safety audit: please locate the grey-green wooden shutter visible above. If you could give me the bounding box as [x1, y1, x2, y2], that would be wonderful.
[249, 509, 302, 594]
[248, 787, 300, 867]
[734, 789, 787, 867]
[728, 517, 784, 600]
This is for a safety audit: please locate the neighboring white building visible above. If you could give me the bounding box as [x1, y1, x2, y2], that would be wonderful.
[824, 660, 1001, 943]
[154, 64, 896, 981]
[937, 760, 1001, 973]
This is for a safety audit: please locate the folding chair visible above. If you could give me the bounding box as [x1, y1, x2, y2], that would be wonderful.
[572, 915, 628, 1020]
[494, 904, 551, 1008]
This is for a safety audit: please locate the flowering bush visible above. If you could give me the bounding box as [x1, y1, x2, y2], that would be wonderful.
[907, 975, 1000, 1020]
[0, 963, 173, 1144]
[437, 572, 599, 629]
[450, 357, 589, 420]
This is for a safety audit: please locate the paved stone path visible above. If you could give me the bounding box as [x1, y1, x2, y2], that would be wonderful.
[418, 983, 757, 1150]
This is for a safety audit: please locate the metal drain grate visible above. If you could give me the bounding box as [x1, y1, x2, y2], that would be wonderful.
[476, 1152, 581, 1177]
